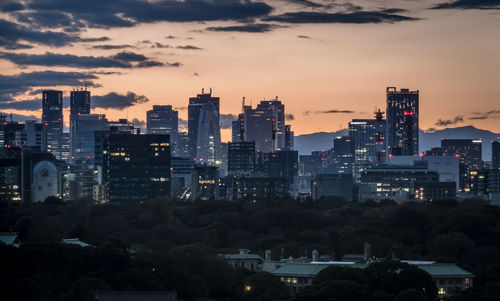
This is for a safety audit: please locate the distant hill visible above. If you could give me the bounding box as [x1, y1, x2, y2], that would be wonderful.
[294, 126, 499, 161]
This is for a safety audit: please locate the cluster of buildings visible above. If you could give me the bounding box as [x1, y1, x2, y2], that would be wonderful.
[219, 247, 475, 298]
[0, 86, 499, 204]
[299, 87, 500, 204]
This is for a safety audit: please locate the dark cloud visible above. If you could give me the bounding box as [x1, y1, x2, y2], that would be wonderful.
[132, 118, 146, 132]
[11, 0, 272, 30]
[80, 36, 110, 42]
[297, 35, 311, 39]
[219, 113, 237, 129]
[469, 110, 500, 120]
[165, 35, 176, 39]
[176, 45, 203, 50]
[206, 23, 286, 33]
[92, 92, 149, 110]
[92, 44, 134, 50]
[1, 2, 26, 12]
[433, 0, 500, 10]
[0, 51, 166, 68]
[303, 109, 356, 116]
[152, 42, 171, 48]
[193, 72, 199, 76]
[287, 0, 325, 8]
[0, 70, 98, 100]
[264, 10, 420, 24]
[435, 115, 464, 126]
[285, 113, 295, 121]
[0, 18, 79, 49]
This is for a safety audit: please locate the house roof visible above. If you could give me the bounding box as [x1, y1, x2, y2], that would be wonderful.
[62, 238, 92, 247]
[417, 263, 475, 278]
[219, 254, 263, 261]
[0, 232, 18, 245]
[270, 262, 366, 277]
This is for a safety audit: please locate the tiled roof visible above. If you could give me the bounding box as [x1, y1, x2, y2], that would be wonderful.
[0, 232, 18, 245]
[219, 254, 263, 260]
[417, 263, 475, 277]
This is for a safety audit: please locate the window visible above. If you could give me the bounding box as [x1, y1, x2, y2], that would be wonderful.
[438, 288, 446, 295]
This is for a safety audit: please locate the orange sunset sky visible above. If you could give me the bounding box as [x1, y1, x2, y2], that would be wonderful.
[0, 0, 499, 141]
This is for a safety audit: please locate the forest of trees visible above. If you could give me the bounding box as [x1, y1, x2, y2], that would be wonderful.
[1, 197, 500, 300]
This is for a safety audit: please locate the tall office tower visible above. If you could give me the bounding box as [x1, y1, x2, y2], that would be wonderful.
[70, 89, 91, 160]
[441, 139, 483, 171]
[228, 141, 256, 177]
[386, 87, 419, 156]
[285, 125, 294, 150]
[177, 132, 190, 158]
[257, 98, 286, 150]
[147, 105, 179, 155]
[242, 104, 276, 153]
[268, 150, 298, 185]
[331, 136, 354, 174]
[42, 90, 64, 159]
[188, 89, 220, 159]
[24, 121, 44, 148]
[348, 111, 386, 181]
[196, 102, 221, 166]
[441, 139, 482, 192]
[493, 141, 500, 170]
[70, 114, 108, 200]
[106, 133, 170, 202]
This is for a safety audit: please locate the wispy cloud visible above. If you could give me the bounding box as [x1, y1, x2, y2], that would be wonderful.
[435, 115, 464, 126]
[303, 109, 356, 116]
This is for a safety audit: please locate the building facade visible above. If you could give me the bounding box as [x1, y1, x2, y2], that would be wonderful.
[42, 90, 64, 160]
[386, 87, 419, 156]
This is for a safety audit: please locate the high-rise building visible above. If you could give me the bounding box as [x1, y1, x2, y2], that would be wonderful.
[268, 150, 298, 185]
[285, 125, 294, 150]
[177, 132, 190, 158]
[441, 139, 482, 192]
[70, 89, 91, 160]
[348, 110, 386, 181]
[195, 102, 221, 166]
[228, 141, 255, 177]
[188, 89, 219, 159]
[42, 90, 64, 160]
[70, 114, 108, 200]
[493, 141, 500, 170]
[257, 98, 286, 150]
[191, 166, 218, 201]
[331, 136, 354, 174]
[106, 133, 170, 202]
[386, 87, 419, 156]
[147, 105, 179, 155]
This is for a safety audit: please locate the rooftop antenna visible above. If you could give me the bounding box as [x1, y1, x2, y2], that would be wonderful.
[209, 87, 212, 95]
[84, 82, 87, 91]
[202, 88, 204, 94]
[242, 97, 245, 113]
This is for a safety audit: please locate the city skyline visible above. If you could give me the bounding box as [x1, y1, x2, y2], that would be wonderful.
[0, 0, 499, 141]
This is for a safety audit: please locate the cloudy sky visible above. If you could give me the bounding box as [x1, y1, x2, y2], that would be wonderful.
[0, 0, 499, 140]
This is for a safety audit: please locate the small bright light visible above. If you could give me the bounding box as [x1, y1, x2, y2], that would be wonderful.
[244, 285, 252, 292]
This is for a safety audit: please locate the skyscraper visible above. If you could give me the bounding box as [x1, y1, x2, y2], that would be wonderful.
[348, 110, 386, 181]
[228, 141, 255, 177]
[188, 89, 219, 159]
[42, 90, 63, 160]
[386, 87, 419, 156]
[196, 102, 221, 166]
[441, 139, 482, 192]
[70, 89, 91, 161]
[147, 105, 178, 155]
[493, 141, 500, 170]
[257, 98, 286, 150]
[331, 136, 354, 174]
[106, 133, 171, 202]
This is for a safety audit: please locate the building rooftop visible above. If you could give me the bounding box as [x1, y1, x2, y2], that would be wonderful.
[219, 254, 263, 261]
[416, 263, 475, 278]
[62, 238, 93, 247]
[271, 262, 367, 277]
[0, 232, 18, 245]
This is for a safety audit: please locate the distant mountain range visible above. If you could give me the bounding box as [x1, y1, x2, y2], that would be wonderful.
[294, 126, 500, 161]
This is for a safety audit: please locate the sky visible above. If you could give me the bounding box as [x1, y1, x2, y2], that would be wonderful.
[0, 0, 499, 141]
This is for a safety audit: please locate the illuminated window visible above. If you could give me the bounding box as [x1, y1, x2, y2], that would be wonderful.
[438, 288, 446, 295]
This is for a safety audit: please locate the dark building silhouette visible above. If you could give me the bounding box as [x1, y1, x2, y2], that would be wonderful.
[42, 90, 63, 159]
[106, 133, 170, 202]
[191, 166, 218, 201]
[493, 141, 500, 170]
[331, 136, 354, 174]
[188, 89, 219, 159]
[285, 125, 294, 150]
[195, 102, 221, 166]
[228, 141, 255, 177]
[441, 139, 482, 191]
[386, 87, 419, 156]
[70, 89, 91, 160]
[147, 105, 178, 156]
[268, 150, 298, 185]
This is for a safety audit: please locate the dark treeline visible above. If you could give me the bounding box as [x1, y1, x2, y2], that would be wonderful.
[1, 197, 500, 300]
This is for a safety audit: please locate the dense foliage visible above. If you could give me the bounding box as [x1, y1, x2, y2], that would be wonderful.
[1, 197, 500, 300]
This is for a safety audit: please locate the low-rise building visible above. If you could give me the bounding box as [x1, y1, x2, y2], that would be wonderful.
[218, 249, 263, 271]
